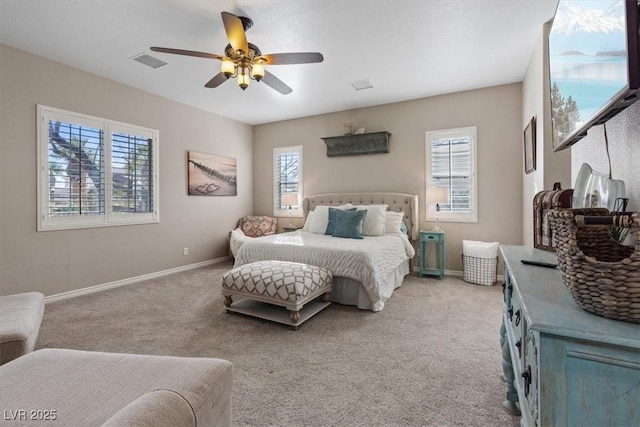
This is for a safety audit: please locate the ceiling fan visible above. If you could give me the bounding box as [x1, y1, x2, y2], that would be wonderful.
[151, 11, 324, 94]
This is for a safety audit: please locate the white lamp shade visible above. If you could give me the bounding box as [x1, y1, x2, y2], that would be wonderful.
[237, 72, 250, 89]
[221, 59, 235, 76]
[281, 192, 298, 207]
[426, 187, 448, 205]
[251, 63, 265, 80]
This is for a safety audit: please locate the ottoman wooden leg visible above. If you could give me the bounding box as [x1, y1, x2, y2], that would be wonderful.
[223, 295, 233, 308]
[289, 310, 300, 330]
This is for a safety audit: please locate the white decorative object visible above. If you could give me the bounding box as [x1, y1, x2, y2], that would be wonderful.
[426, 187, 448, 230]
[344, 121, 353, 135]
[280, 192, 298, 227]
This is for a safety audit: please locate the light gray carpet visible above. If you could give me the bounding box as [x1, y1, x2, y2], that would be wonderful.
[36, 262, 520, 427]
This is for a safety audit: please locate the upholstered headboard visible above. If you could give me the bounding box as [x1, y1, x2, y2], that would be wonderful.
[302, 192, 419, 241]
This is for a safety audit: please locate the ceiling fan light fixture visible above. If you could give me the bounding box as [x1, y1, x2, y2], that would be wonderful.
[250, 63, 265, 81]
[221, 59, 235, 78]
[151, 11, 322, 94]
[238, 71, 250, 90]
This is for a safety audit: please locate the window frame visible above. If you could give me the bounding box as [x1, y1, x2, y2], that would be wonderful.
[273, 145, 303, 218]
[37, 105, 159, 231]
[425, 126, 477, 224]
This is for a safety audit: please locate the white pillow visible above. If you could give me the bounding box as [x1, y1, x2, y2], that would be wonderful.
[352, 204, 388, 236]
[229, 228, 251, 257]
[309, 204, 352, 234]
[302, 211, 315, 231]
[384, 211, 404, 234]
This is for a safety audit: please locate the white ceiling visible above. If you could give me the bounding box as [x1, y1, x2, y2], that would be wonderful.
[0, 0, 559, 126]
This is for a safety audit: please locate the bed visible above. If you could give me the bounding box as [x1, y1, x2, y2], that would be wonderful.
[233, 192, 418, 311]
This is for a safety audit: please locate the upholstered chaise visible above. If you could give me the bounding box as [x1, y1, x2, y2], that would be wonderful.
[229, 215, 278, 260]
[235, 215, 278, 237]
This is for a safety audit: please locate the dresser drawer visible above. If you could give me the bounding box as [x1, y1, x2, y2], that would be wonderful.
[502, 267, 514, 308]
[506, 287, 525, 365]
[521, 330, 539, 427]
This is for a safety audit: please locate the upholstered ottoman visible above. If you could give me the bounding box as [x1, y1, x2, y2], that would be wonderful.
[0, 292, 45, 365]
[222, 261, 333, 330]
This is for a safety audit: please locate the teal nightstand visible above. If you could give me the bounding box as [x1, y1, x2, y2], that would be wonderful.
[419, 230, 445, 279]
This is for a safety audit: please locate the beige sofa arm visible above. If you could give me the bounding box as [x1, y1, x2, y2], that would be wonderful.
[102, 389, 195, 427]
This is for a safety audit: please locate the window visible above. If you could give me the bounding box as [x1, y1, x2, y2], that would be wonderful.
[425, 127, 477, 223]
[37, 105, 159, 231]
[273, 145, 303, 217]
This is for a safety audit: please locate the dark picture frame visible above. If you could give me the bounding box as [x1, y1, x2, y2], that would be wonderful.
[524, 116, 536, 174]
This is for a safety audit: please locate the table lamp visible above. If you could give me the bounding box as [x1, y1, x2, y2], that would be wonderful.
[426, 187, 448, 231]
[280, 192, 298, 227]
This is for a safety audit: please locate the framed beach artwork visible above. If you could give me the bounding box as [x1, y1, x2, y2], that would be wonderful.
[188, 151, 237, 196]
[523, 116, 536, 174]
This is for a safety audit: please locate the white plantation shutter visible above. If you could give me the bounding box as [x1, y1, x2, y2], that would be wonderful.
[273, 145, 303, 217]
[47, 120, 105, 218]
[111, 130, 154, 215]
[426, 127, 477, 223]
[37, 105, 159, 230]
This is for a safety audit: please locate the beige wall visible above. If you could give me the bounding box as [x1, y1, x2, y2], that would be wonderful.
[521, 23, 571, 245]
[253, 84, 524, 271]
[0, 44, 253, 297]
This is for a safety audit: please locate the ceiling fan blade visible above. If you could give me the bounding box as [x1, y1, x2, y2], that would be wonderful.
[150, 47, 223, 60]
[261, 52, 324, 65]
[261, 70, 293, 95]
[204, 72, 229, 88]
[221, 12, 248, 54]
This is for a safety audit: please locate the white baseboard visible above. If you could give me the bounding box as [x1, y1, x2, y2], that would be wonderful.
[45, 256, 232, 303]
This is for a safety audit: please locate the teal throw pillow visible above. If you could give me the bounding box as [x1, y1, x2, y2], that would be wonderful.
[332, 209, 367, 239]
[325, 207, 357, 235]
[400, 220, 408, 236]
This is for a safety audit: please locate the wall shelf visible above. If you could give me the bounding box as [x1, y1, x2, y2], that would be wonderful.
[321, 131, 390, 157]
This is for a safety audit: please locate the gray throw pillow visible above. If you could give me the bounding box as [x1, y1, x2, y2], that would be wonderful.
[332, 209, 367, 239]
[325, 207, 357, 235]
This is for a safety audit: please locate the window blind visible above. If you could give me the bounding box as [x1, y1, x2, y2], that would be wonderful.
[430, 136, 472, 212]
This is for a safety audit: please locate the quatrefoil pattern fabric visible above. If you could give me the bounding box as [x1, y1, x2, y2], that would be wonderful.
[237, 216, 277, 237]
[222, 261, 333, 303]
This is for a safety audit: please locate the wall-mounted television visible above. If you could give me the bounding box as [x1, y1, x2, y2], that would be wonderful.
[548, 0, 639, 151]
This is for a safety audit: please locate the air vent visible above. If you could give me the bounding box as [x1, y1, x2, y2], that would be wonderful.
[131, 53, 167, 69]
[349, 79, 374, 91]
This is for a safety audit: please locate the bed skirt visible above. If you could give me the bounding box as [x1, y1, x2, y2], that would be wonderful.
[330, 260, 410, 311]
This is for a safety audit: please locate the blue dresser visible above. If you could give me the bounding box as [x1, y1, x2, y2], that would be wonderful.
[500, 245, 640, 427]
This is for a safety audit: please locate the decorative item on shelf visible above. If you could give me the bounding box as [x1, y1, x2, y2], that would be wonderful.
[320, 131, 390, 157]
[610, 197, 630, 243]
[426, 187, 448, 231]
[573, 125, 626, 211]
[523, 116, 536, 174]
[353, 127, 365, 135]
[280, 192, 298, 227]
[548, 208, 640, 324]
[572, 164, 626, 211]
[533, 182, 573, 251]
[344, 121, 353, 135]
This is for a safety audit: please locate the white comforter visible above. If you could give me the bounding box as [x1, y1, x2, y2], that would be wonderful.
[234, 230, 415, 311]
